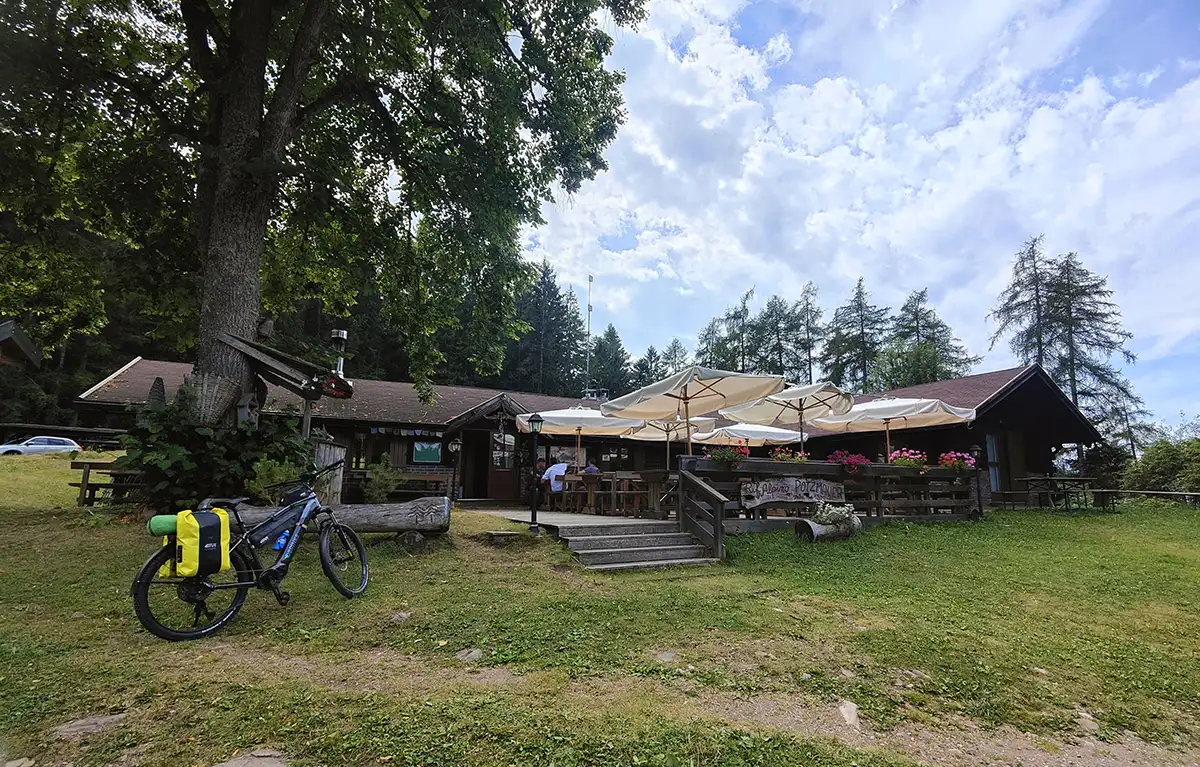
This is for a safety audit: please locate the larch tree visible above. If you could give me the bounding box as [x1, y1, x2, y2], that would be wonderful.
[793, 281, 826, 385]
[879, 289, 980, 387]
[819, 278, 890, 391]
[1, 0, 644, 418]
[661, 338, 691, 374]
[751, 295, 801, 381]
[630, 345, 667, 389]
[989, 235, 1056, 366]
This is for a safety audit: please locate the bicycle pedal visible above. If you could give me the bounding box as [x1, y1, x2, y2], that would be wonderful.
[276, 590, 291, 606]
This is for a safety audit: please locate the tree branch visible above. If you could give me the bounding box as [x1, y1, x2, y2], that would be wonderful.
[262, 0, 331, 155]
[181, 0, 227, 83]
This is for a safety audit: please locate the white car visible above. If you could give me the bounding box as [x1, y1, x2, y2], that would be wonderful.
[0, 436, 82, 455]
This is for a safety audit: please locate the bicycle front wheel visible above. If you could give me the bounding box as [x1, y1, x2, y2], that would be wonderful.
[319, 523, 368, 598]
[131, 545, 254, 641]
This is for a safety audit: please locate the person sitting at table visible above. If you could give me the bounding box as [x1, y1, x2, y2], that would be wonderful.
[542, 456, 570, 493]
[583, 457, 601, 474]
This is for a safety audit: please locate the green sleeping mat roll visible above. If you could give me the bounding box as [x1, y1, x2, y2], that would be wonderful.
[146, 514, 178, 536]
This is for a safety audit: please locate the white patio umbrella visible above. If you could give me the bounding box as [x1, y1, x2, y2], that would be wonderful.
[692, 423, 808, 447]
[516, 407, 644, 466]
[810, 397, 976, 460]
[600, 366, 785, 454]
[622, 416, 717, 467]
[719, 381, 853, 431]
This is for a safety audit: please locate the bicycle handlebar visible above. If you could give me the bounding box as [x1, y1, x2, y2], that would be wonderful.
[262, 459, 346, 490]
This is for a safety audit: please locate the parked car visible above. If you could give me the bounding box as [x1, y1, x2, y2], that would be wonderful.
[0, 436, 82, 455]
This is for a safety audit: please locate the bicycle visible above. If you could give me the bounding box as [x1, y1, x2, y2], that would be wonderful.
[130, 460, 368, 641]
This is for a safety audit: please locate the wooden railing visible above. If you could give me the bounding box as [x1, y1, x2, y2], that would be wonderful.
[678, 458, 739, 559]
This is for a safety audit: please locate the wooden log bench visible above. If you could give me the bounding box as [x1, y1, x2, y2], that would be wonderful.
[234, 497, 451, 534]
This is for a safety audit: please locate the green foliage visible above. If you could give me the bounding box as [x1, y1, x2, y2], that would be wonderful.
[630, 345, 667, 389]
[362, 453, 404, 504]
[695, 289, 755, 372]
[590, 323, 632, 396]
[117, 393, 310, 511]
[1119, 434, 1200, 493]
[1083, 442, 1130, 489]
[881, 289, 980, 387]
[793, 281, 826, 385]
[661, 337, 691, 374]
[820, 278, 891, 391]
[245, 458, 304, 505]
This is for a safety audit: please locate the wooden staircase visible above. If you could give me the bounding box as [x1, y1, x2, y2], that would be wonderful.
[553, 521, 720, 571]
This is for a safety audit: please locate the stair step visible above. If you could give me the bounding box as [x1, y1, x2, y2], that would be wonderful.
[566, 533, 696, 551]
[585, 557, 722, 572]
[575, 545, 708, 566]
[554, 521, 678, 537]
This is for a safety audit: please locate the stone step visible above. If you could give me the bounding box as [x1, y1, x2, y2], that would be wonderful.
[574, 544, 708, 566]
[585, 557, 722, 572]
[554, 521, 678, 537]
[566, 532, 696, 551]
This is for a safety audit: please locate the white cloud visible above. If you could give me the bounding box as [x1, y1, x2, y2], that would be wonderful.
[524, 0, 1200, 421]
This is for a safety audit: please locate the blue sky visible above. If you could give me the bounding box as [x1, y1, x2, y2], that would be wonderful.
[522, 0, 1200, 423]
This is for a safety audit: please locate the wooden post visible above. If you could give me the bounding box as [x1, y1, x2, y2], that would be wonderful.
[313, 440, 346, 505]
[77, 463, 92, 506]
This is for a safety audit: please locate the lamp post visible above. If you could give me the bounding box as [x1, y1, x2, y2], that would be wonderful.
[969, 444, 984, 519]
[448, 437, 462, 503]
[528, 414, 544, 533]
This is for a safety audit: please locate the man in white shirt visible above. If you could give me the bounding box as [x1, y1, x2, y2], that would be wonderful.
[541, 460, 570, 492]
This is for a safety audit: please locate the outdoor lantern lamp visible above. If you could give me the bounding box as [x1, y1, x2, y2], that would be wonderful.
[969, 444, 984, 518]
[448, 437, 462, 503]
[528, 414, 544, 533]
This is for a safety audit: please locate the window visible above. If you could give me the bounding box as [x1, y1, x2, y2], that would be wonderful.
[491, 432, 515, 469]
[413, 441, 442, 464]
[28, 438, 52, 445]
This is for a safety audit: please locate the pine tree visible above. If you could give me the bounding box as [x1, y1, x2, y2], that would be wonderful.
[695, 318, 738, 370]
[794, 282, 826, 385]
[498, 263, 586, 396]
[752, 295, 801, 380]
[662, 338, 691, 374]
[591, 324, 632, 397]
[695, 289, 754, 371]
[989, 235, 1056, 366]
[1045, 252, 1137, 420]
[819, 278, 890, 391]
[630, 346, 667, 389]
[884, 289, 980, 386]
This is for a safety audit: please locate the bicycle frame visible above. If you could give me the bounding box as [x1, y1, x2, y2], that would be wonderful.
[198, 492, 331, 591]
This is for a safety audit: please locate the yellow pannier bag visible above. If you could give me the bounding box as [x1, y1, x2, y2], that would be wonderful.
[164, 508, 231, 578]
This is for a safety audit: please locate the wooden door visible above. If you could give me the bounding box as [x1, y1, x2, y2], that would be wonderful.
[487, 431, 519, 499]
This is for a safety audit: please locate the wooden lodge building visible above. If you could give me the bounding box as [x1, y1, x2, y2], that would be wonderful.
[76, 358, 1101, 503]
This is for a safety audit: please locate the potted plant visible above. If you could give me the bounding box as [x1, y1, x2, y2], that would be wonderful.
[827, 449, 870, 474]
[889, 448, 927, 468]
[705, 441, 750, 470]
[938, 451, 976, 472]
[769, 447, 809, 463]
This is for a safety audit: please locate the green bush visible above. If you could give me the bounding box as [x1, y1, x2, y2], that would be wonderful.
[1121, 438, 1200, 492]
[362, 453, 404, 503]
[245, 458, 304, 505]
[117, 390, 311, 511]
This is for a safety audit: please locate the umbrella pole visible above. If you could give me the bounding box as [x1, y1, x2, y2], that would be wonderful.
[576, 427, 582, 469]
[885, 421, 891, 462]
[684, 398, 692, 457]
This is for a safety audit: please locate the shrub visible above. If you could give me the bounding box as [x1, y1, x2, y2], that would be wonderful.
[117, 390, 310, 511]
[1122, 439, 1185, 491]
[245, 458, 303, 505]
[363, 453, 405, 503]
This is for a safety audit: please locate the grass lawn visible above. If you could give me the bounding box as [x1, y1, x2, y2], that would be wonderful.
[2, 455, 1199, 766]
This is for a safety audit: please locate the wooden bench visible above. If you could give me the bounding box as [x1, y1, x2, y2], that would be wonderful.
[71, 461, 144, 506]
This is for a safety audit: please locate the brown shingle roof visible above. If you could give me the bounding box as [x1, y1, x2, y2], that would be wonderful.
[857, 366, 1032, 410]
[78, 357, 591, 426]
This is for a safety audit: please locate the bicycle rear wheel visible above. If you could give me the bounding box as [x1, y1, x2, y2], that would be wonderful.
[131, 545, 255, 641]
[319, 523, 368, 597]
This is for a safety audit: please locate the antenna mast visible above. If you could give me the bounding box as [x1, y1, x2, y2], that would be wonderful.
[585, 274, 594, 396]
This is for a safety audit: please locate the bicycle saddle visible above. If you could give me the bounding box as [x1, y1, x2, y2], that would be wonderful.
[198, 497, 251, 509]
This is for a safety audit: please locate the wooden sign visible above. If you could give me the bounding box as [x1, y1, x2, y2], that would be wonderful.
[740, 477, 845, 508]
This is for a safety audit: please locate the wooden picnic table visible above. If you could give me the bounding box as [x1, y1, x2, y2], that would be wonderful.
[1016, 476, 1096, 511]
[71, 460, 144, 506]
